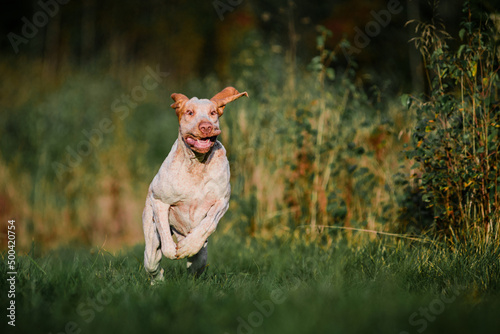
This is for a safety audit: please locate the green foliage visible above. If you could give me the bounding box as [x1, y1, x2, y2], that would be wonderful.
[281, 25, 395, 231]
[403, 4, 500, 239]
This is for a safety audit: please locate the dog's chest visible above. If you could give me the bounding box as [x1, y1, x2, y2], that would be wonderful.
[165, 168, 229, 234]
[151, 141, 230, 234]
[168, 170, 225, 204]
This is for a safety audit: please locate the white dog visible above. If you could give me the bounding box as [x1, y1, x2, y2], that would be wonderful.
[142, 87, 248, 282]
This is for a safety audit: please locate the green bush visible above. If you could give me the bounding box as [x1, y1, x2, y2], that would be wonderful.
[403, 4, 500, 240]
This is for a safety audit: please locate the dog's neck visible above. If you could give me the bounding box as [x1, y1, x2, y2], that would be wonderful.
[177, 132, 213, 164]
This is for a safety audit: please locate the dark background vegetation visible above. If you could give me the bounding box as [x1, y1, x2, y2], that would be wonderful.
[0, 0, 478, 91]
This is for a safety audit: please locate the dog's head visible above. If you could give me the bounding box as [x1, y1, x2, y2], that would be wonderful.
[170, 87, 248, 154]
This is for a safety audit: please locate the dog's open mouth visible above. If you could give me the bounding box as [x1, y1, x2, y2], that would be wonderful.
[185, 135, 217, 151]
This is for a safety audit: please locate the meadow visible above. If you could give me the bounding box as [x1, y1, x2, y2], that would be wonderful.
[1, 6, 500, 334]
[1, 233, 499, 334]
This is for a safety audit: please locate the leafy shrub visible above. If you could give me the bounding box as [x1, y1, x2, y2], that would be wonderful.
[402, 4, 500, 240]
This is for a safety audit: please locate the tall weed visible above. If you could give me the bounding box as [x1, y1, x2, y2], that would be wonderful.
[403, 3, 500, 242]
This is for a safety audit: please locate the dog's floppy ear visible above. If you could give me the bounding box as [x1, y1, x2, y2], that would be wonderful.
[170, 93, 189, 117]
[210, 87, 248, 116]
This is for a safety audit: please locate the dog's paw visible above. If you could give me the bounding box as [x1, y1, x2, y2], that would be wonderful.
[149, 268, 165, 286]
[175, 233, 205, 259]
[162, 241, 178, 260]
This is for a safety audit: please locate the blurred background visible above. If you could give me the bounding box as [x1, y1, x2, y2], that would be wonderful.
[0, 0, 498, 250]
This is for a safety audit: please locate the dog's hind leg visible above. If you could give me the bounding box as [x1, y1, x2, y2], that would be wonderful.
[143, 197, 164, 283]
[187, 240, 208, 277]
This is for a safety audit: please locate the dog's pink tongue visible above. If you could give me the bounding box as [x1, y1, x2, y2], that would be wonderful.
[186, 137, 211, 149]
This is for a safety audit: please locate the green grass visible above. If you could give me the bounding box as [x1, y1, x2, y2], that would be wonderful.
[2, 234, 499, 334]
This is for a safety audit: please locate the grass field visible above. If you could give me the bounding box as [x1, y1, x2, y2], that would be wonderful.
[2, 232, 499, 334]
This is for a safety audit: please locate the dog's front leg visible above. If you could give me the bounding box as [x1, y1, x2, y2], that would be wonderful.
[186, 240, 208, 277]
[176, 198, 229, 259]
[151, 197, 177, 260]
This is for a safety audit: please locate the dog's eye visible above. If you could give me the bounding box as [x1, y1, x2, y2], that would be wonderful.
[186, 110, 194, 116]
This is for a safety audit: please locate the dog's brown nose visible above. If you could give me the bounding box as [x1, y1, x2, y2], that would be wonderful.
[199, 122, 213, 135]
